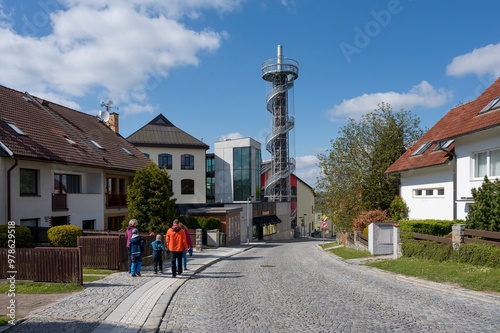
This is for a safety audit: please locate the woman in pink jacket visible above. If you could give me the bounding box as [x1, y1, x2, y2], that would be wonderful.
[179, 222, 193, 270]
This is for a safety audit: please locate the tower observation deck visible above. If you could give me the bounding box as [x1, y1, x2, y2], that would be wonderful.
[261, 45, 299, 202]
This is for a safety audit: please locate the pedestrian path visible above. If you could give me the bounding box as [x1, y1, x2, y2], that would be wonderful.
[3, 245, 251, 333]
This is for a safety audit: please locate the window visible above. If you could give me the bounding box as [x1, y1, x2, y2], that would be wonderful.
[63, 135, 78, 146]
[181, 154, 194, 170]
[479, 97, 500, 114]
[158, 153, 172, 169]
[411, 141, 432, 156]
[181, 179, 194, 194]
[20, 218, 38, 227]
[121, 146, 134, 156]
[6, 122, 25, 135]
[82, 220, 95, 230]
[206, 176, 215, 196]
[414, 188, 445, 197]
[144, 153, 150, 159]
[474, 149, 500, 178]
[206, 156, 215, 172]
[233, 147, 251, 201]
[20, 169, 38, 195]
[54, 174, 81, 194]
[90, 139, 104, 149]
[433, 139, 454, 151]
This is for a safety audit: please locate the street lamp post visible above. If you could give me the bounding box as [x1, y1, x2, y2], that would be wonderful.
[246, 195, 253, 244]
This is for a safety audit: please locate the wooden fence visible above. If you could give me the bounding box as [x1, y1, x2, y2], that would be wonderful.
[409, 229, 500, 247]
[78, 234, 155, 270]
[0, 247, 82, 284]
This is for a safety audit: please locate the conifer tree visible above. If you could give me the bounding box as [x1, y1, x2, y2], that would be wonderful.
[466, 176, 500, 231]
[126, 162, 177, 234]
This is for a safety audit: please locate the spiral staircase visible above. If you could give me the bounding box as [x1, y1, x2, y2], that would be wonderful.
[261, 45, 299, 202]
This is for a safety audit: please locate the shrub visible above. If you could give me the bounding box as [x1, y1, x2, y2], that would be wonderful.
[452, 243, 500, 268]
[402, 239, 453, 262]
[388, 196, 409, 221]
[198, 217, 221, 230]
[0, 224, 32, 248]
[466, 176, 500, 232]
[47, 225, 83, 247]
[352, 210, 389, 231]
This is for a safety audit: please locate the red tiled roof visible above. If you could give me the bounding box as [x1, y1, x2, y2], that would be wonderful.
[0, 85, 150, 172]
[386, 77, 500, 174]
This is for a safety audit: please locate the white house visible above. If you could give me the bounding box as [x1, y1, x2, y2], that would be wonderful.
[0, 85, 151, 234]
[386, 78, 500, 220]
[126, 114, 209, 204]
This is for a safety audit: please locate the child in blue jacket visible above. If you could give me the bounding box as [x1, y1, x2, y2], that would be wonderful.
[150, 234, 167, 274]
[129, 229, 145, 277]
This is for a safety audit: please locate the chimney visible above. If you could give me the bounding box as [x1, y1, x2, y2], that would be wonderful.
[108, 112, 119, 133]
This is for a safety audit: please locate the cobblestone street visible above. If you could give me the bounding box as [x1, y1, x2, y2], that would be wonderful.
[160, 242, 500, 333]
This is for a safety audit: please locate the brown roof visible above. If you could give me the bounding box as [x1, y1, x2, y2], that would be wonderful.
[126, 114, 209, 150]
[0, 85, 150, 172]
[386, 77, 500, 174]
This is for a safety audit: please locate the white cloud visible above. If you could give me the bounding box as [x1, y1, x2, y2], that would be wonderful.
[327, 81, 452, 121]
[0, 0, 241, 115]
[218, 132, 244, 141]
[446, 43, 500, 78]
[295, 155, 319, 188]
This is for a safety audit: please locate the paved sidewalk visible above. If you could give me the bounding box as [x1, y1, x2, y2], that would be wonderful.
[3, 245, 251, 333]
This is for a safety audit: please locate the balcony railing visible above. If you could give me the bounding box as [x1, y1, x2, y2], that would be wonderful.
[106, 194, 127, 208]
[52, 194, 68, 210]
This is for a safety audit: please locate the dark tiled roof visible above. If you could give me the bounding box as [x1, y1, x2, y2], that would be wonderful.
[127, 114, 209, 150]
[0, 85, 150, 172]
[386, 77, 500, 174]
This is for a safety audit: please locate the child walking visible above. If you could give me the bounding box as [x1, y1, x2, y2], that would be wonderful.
[129, 229, 145, 277]
[150, 234, 167, 274]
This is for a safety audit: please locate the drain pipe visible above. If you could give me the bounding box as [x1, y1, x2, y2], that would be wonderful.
[7, 157, 18, 222]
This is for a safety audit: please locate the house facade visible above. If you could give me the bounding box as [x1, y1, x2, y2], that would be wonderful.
[127, 114, 209, 205]
[0, 85, 150, 234]
[386, 78, 500, 220]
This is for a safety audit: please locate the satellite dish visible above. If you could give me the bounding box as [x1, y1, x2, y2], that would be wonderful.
[99, 110, 110, 122]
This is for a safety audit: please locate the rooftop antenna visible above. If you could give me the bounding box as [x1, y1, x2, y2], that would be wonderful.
[99, 100, 118, 122]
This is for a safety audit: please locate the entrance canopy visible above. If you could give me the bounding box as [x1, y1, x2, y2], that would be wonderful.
[252, 215, 282, 226]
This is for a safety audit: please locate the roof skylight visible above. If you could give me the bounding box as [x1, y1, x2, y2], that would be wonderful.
[479, 97, 500, 114]
[411, 141, 432, 156]
[121, 146, 134, 156]
[90, 139, 104, 149]
[6, 122, 25, 135]
[433, 139, 454, 151]
[63, 135, 78, 146]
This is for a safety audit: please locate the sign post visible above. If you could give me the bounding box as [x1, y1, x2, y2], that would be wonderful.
[320, 220, 328, 243]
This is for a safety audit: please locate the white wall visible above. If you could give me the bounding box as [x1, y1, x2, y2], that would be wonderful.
[400, 164, 454, 220]
[6, 160, 106, 228]
[137, 146, 207, 204]
[454, 126, 500, 220]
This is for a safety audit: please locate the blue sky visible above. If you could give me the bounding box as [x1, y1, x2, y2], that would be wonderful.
[1, 0, 500, 188]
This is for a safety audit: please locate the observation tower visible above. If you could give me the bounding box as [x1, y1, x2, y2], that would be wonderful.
[261, 45, 299, 202]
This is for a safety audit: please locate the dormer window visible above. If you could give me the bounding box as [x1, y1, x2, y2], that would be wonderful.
[479, 96, 500, 114]
[411, 141, 432, 156]
[63, 135, 78, 146]
[6, 122, 25, 135]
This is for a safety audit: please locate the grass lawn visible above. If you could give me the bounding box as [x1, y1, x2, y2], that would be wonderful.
[367, 257, 500, 294]
[328, 246, 372, 259]
[0, 281, 84, 294]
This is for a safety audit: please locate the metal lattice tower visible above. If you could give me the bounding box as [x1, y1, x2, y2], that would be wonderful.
[261, 45, 299, 202]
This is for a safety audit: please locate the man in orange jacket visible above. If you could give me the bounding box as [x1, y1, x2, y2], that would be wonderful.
[166, 219, 188, 277]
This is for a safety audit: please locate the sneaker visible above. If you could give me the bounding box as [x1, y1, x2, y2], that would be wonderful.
[136, 272, 141, 277]
[184, 267, 188, 270]
[172, 275, 176, 278]
[131, 274, 137, 277]
[154, 272, 157, 274]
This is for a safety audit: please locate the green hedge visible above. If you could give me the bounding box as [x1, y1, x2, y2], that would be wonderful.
[399, 219, 461, 236]
[451, 243, 500, 268]
[0, 224, 32, 248]
[402, 239, 453, 262]
[47, 225, 83, 247]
